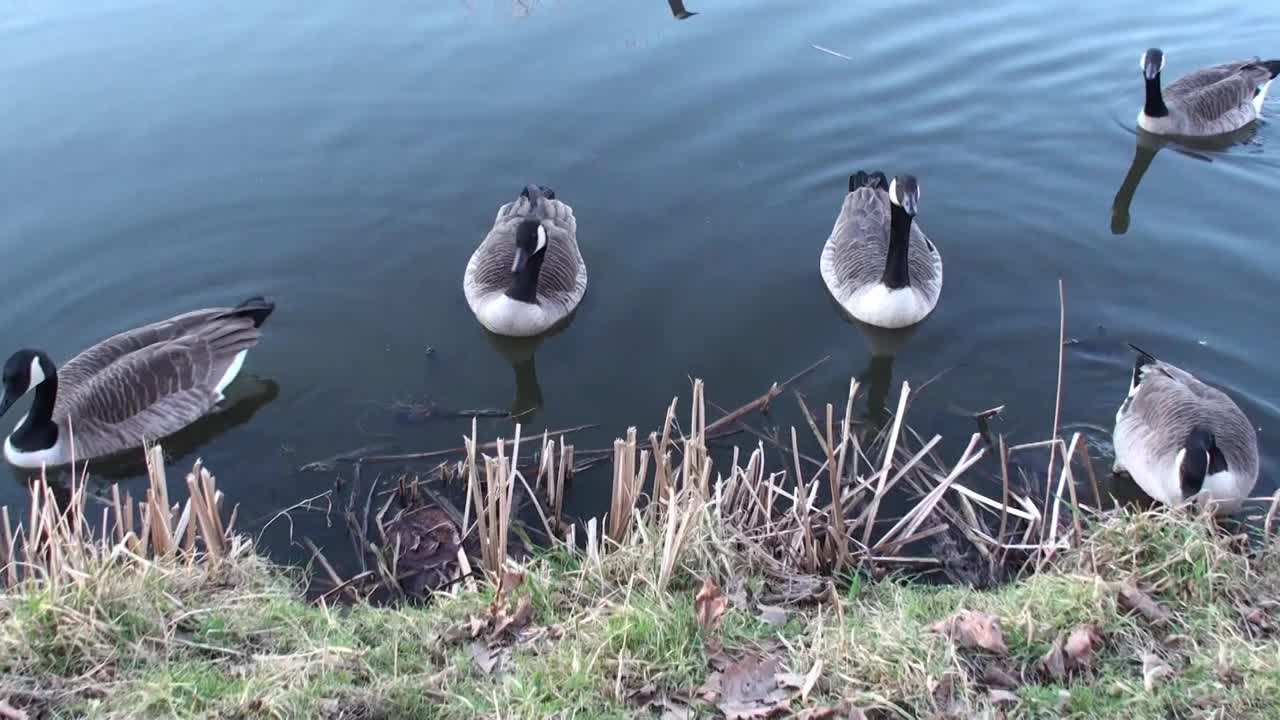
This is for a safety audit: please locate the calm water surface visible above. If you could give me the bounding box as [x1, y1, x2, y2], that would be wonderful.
[2, 0, 1279, 570]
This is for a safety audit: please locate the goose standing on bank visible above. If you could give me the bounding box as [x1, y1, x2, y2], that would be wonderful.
[820, 171, 942, 329]
[1138, 47, 1280, 137]
[1113, 345, 1259, 514]
[464, 185, 587, 337]
[0, 297, 275, 469]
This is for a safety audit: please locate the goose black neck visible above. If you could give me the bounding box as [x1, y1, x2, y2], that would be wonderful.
[1144, 75, 1168, 117]
[11, 373, 59, 452]
[506, 255, 545, 304]
[882, 203, 913, 290]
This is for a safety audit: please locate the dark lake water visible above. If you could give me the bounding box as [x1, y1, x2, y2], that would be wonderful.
[2, 0, 1279, 571]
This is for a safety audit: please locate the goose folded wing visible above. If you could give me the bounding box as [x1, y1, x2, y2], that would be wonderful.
[54, 308, 230, 398]
[1165, 61, 1254, 97]
[469, 220, 519, 291]
[55, 336, 223, 442]
[827, 190, 889, 290]
[1176, 72, 1266, 125]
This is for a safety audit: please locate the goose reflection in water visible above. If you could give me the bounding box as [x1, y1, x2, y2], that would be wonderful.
[482, 315, 574, 424]
[1111, 124, 1258, 235]
[7, 375, 280, 498]
[667, 0, 698, 20]
[827, 286, 924, 442]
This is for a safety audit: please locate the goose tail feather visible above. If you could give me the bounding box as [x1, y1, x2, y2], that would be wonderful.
[848, 170, 889, 192]
[1258, 59, 1280, 78]
[225, 296, 275, 329]
[1128, 343, 1157, 389]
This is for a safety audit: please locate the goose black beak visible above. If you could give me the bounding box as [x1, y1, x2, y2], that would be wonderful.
[511, 247, 530, 275]
[0, 392, 15, 418]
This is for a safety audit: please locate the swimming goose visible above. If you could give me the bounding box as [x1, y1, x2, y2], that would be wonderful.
[1138, 47, 1280, 137]
[1112, 344, 1258, 514]
[0, 297, 274, 469]
[464, 185, 587, 338]
[820, 171, 943, 329]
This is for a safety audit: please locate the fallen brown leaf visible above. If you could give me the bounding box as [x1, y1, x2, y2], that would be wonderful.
[980, 665, 1020, 689]
[1040, 622, 1104, 680]
[1142, 650, 1173, 692]
[625, 683, 658, 707]
[697, 671, 723, 703]
[1217, 647, 1243, 687]
[492, 594, 534, 636]
[697, 577, 730, 631]
[469, 640, 507, 677]
[930, 609, 1009, 654]
[757, 604, 788, 626]
[1039, 636, 1067, 680]
[1239, 603, 1274, 633]
[659, 697, 696, 720]
[1064, 623, 1103, 669]
[0, 700, 29, 720]
[719, 656, 790, 719]
[776, 658, 822, 702]
[496, 565, 526, 603]
[930, 672, 964, 717]
[705, 638, 733, 671]
[1118, 580, 1172, 626]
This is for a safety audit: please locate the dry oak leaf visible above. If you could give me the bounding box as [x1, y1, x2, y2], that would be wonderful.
[1118, 580, 1172, 626]
[491, 594, 534, 637]
[1142, 650, 1173, 692]
[1064, 623, 1103, 669]
[757, 604, 788, 627]
[696, 577, 730, 631]
[929, 609, 1009, 654]
[1040, 623, 1102, 680]
[719, 656, 791, 719]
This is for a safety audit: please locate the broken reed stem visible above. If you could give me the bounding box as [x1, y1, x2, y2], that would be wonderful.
[0, 443, 235, 590]
[995, 435, 1011, 574]
[1042, 278, 1066, 543]
[863, 381, 910, 551]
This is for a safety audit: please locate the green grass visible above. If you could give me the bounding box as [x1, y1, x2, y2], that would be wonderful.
[3, 509, 1280, 719]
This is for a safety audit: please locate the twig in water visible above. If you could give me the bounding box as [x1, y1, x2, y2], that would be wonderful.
[298, 442, 398, 473]
[811, 44, 852, 60]
[703, 355, 830, 437]
[358, 423, 598, 465]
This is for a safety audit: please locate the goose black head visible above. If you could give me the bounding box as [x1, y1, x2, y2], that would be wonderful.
[0, 349, 53, 417]
[1177, 426, 1226, 499]
[506, 220, 549, 303]
[1141, 48, 1165, 81]
[512, 220, 548, 274]
[888, 175, 920, 217]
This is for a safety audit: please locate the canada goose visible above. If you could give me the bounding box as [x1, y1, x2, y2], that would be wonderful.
[820, 171, 943, 329]
[464, 185, 587, 338]
[1138, 48, 1280, 137]
[0, 297, 274, 469]
[1112, 345, 1258, 514]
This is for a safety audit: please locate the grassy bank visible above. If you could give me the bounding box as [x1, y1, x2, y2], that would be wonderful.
[3, 377, 1280, 719]
[4, 508, 1280, 719]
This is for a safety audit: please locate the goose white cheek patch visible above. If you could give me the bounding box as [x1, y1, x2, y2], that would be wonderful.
[27, 357, 45, 392]
[536, 225, 547, 253]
